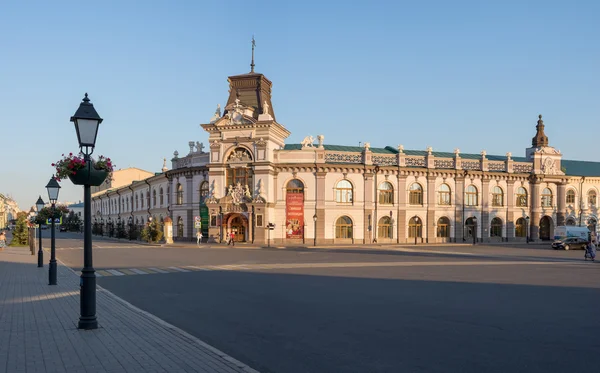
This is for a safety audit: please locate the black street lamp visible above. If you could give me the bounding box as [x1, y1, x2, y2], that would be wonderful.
[525, 216, 530, 244]
[313, 214, 317, 246]
[45, 177, 60, 285]
[35, 196, 45, 268]
[472, 216, 478, 245]
[71, 93, 102, 330]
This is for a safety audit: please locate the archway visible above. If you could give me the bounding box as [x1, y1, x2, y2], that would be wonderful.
[228, 214, 247, 242]
[539, 216, 553, 240]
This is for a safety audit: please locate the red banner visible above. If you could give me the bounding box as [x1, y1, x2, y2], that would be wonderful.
[286, 193, 304, 239]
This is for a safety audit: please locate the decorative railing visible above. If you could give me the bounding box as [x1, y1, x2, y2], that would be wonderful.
[405, 157, 426, 167]
[175, 157, 192, 168]
[372, 155, 397, 166]
[488, 162, 506, 172]
[462, 161, 480, 170]
[434, 159, 455, 169]
[325, 152, 362, 164]
[513, 163, 533, 173]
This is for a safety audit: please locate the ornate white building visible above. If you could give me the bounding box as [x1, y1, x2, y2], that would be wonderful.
[91, 68, 600, 245]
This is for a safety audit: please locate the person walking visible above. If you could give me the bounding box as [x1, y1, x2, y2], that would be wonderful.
[196, 231, 203, 246]
[229, 231, 235, 246]
[0, 231, 6, 250]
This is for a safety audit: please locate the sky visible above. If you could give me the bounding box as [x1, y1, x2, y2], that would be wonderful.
[1, 0, 599, 211]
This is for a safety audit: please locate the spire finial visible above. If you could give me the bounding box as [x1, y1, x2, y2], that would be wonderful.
[250, 35, 256, 73]
[83, 93, 90, 103]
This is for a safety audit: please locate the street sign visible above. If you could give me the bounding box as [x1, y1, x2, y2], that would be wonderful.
[194, 216, 201, 229]
[46, 217, 62, 225]
[267, 223, 275, 230]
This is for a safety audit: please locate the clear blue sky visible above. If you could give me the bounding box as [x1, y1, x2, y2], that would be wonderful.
[1, 0, 598, 211]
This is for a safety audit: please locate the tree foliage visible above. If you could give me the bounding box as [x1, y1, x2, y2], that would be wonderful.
[141, 220, 163, 243]
[10, 212, 29, 246]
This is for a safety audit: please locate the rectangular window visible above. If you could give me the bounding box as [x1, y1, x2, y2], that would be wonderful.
[437, 225, 449, 237]
[438, 192, 450, 205]
[379, 191, 393, 205]
[256, 214, 263, 227]
[377, 225, 392, 239]
[492, 195, 503, 207]
[465, 193, 477, 206]
[210, 215, 217, 227]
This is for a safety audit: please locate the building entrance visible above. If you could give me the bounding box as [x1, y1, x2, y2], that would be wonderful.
[230, 216, 246, 242]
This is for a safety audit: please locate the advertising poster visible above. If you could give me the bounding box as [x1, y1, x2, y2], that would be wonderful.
[286, 193, 304, 239]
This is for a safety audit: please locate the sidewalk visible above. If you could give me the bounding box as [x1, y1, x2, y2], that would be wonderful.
[0, 246, 259, 373]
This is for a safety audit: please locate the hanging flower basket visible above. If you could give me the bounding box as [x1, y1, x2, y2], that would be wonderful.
[52, 153, 114, 186]
[68, 164, 108, 186]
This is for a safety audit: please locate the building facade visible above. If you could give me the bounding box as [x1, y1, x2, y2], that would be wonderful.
[91, 69, 600, 245]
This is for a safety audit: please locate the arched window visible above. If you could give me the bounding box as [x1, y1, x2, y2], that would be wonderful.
[541, 188, 553, 207]
[588, 190, 597, 207]
[490, 217, 502, 237]
[287, 179, 304, 193]
[408, 216, 422, 238]
[226, 147, 253, 188]
[438, 184, 451, 205]
[146, 191, 150, 208]
[135, 195, 139, 210]
[515, 218, 526, 237]
[177, 216, 184, 237]
[377, 216, 392, 239]
[378, 182, 393, 204]
[200, 181, 209, 204]
[465, 185, 478, 206]
[516, 187, 528, 207]
[159, 188, 164, 206]
[409, 183, 423, 205]
[152, 190, 157, 206]
[176, 183, 183, 205]
[335, 216, 353, 238]
[335, 180, 353, 204]
[492, 186, 504, 207]
[566, 217, 576, 226]
[566, 189, 576, 204]
[436, 217, 450, 237]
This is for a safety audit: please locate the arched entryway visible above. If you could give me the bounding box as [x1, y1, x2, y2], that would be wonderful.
[228, 215, 247, 242]
[539, 216, 553, 240]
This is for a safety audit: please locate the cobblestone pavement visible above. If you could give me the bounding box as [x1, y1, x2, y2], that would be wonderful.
[0, 247, 259, 373]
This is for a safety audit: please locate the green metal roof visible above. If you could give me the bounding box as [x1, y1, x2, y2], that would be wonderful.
[561, 160, 600, 177]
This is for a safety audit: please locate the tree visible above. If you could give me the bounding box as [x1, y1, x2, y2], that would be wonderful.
[141, 220, 163, 243]
[10, 212, 29, 246]
[64, 211, 82, 232]
[36, 204, 69, 224]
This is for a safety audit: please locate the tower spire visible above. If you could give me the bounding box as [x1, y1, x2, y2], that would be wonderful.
[532, 114, 549, 147]
[250, 36, 256, 73]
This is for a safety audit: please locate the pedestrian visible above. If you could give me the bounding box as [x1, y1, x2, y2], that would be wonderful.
[230, 231, 235, 246]
[587, 240, 597, 261]
[226, 231, 231, 245]
[0, 231, 6, 250]
[196, 231, 203, 246]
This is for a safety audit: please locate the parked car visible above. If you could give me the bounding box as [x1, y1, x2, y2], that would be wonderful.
[59, 226, 67, 232]
[552, 237, 588, 250]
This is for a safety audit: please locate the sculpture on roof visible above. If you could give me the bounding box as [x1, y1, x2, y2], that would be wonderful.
[301, 135, 314, 148]
[210, 104, 221, 123]
[317, 134, 324, 148]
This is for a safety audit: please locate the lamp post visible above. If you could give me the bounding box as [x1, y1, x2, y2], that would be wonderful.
[128, 216, 133, 240]
[35, 196, 45, 268]
[414, 216, 421, 245]
[472, 216, 478, 245]
[373, 165, 380, 244]
[45, 177, 60, 285]
[71, 93, 103, 330]
[525, 216, 530, 244]
[313, 214, 317, 246]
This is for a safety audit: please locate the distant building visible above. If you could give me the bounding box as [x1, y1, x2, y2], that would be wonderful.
[0, 194, 20, 228]
[91, 67, 600, 245]
[91, 167, 155, 194]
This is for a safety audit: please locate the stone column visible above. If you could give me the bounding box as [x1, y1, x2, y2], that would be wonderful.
[481, 177, 490, 242]
[455, 173, 466, 242]
[315, 171, 327, 244]
[364, 171, 374, 244]
[426, 175, 436, 243]
[186, 175, 194, 240]
[530, 178, 540, 240]
[557, 182, 567, 226]
[506, 179, 515, 241]
[397, 174, 407, 243]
